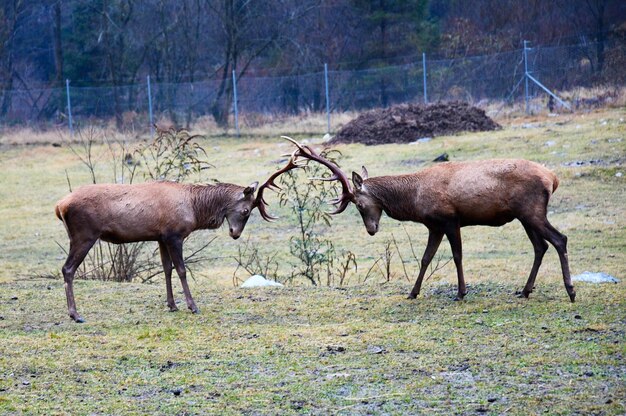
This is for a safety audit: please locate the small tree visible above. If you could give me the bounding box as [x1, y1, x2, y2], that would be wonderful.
[133, 127, 213, 181]
[278, 149, 357, 286]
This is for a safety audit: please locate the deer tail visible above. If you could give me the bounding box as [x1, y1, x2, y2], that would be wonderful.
[55, 203, 70, 236]
[552, 174, 560, 193]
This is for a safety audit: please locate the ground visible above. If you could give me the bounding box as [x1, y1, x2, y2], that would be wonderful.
[0, 107, 624, 414]
[1, 280, 624, 415]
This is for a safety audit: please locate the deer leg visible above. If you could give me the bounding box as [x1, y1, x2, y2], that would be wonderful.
[166, 238, 199, 314]
[445, 226, 466, 301]
[408, 230, 444, 299]
[62, 238, 97, 323]
[520, 222, 549, 298]
[158, 242, 178, 312]
[538, 220, 576, 302]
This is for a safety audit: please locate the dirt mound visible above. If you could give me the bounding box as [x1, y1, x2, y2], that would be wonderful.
[329, 102, 499, 146]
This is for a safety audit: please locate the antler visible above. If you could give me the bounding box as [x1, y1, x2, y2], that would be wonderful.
[254, 151, 303, 221]
[281, 136, 354, 214]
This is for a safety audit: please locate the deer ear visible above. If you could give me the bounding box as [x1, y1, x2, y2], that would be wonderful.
[244, 182, 258, 196]
[352, 172, 364, 191]
[361, 166, 369, 179]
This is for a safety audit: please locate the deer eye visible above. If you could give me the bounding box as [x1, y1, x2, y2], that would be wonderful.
[242, 208, 250, 216]
[356, 202, 364, 210]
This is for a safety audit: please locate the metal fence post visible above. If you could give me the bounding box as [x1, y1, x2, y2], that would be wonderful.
[232, 70, 240, 137]
[65, 79, 73, 136]
[147, 75, 154, 137]
[324, 63, 330, 134]
[422, 53, 428, 104]
[523, 40, 530, 114]
[522, 40, 571, 113]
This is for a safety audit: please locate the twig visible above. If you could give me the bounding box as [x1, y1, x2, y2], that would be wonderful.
[391, 233, 411, 282]
[343, 392, 407, 401]
[64, 169, 72, 192]
[363, 258, 382, 283]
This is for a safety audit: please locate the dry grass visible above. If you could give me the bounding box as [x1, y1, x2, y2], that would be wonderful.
[483, 85, 626, 121]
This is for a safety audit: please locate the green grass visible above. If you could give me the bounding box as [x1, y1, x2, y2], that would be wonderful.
[1, 280, 624, 414]
[0, 108, 624, 414]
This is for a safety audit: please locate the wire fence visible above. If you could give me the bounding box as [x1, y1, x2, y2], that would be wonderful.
[1, 39, 624, 133]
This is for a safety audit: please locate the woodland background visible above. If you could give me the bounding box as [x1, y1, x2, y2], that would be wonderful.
[0, 0, 624, 128]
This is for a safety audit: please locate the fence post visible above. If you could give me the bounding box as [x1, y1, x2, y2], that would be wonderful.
[232, 70, 240, 137]
[147, 75, 154, 137]
[422, 53, 428, 104]
[65, 79, 73, 137]
[523, 40, 530, 114]
[324, 63, 330, 134]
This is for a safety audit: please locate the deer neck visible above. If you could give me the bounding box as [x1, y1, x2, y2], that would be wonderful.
[367, 175, 420, 222]
[191, 184, 235, 229]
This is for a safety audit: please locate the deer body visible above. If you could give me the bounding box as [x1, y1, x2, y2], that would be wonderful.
[56, 181, 260, 322]
[352, 159, 574, 301]
[362, 160, 557, 228]
[57, 182, 242, 243]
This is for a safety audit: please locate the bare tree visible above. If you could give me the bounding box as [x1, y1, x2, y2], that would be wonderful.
[204, 0, 319, 126]
[0, 0, 25, 117]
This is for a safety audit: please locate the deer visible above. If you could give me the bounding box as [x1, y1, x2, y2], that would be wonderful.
[55, 156, 302, 322]
[282, 136, 575, 303]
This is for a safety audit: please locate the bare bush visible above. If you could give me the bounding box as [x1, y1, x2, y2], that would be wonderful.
[394, 225, 452, 284]
[364, 241, 395, 283]
[134, 127, 213, 181]
[231, 236, 280, 287]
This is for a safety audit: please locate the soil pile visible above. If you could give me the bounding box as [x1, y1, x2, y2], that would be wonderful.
[329, 102, 499, 146]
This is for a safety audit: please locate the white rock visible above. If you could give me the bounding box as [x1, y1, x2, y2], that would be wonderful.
[572, 271, 620, 284]
[410, 137, 432, 144]
[240, 275, 284, 288]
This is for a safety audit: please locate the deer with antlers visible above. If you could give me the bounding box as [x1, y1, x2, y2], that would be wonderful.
[283, 136, 575, 302]
[55, 157, 301, 322]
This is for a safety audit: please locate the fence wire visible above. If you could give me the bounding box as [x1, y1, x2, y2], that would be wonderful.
[0, 39, 623, 132]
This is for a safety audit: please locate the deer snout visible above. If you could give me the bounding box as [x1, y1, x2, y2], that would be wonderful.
[366, 222, 379, 236]
[229, 227, 241, 239]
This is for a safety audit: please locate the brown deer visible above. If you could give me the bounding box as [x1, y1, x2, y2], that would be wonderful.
[283, 137, 575, 302]
[55, 157, 301, 322]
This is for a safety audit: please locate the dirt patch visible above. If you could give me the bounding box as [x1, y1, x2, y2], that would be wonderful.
[329, 102, 500, 146]
[561, 157, 626, 167]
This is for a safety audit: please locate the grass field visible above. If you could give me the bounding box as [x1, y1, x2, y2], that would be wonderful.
[0, 108, 624, 414]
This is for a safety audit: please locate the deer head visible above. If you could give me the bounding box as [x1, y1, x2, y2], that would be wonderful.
[351, 167, 383, 235]
[226, 182, 258, 239]
[282, 136, 384, 234]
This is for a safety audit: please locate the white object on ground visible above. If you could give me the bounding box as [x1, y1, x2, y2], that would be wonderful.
[572, 271, 620, 284]
[240, 275, 284, 288]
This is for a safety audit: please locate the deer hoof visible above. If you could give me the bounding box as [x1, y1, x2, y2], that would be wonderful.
[407, 293, 417, 300]
[569, 292, 576, 303]
[190, 307, 200, 314]
[518, 290, 531, 299]
[168, 305, 179, 312]
[72, 316, 85, 323]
